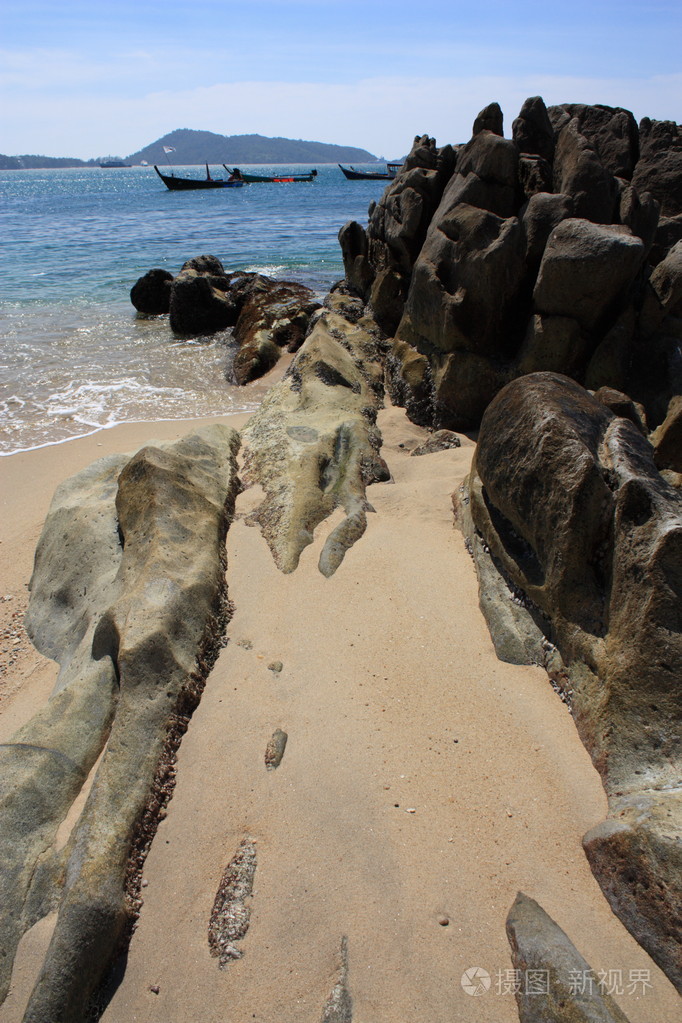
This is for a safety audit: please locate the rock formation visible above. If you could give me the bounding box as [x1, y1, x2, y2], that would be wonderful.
[506, 892, 631, 1023]
[340, 97, 682, 439]
[130, 256, 321, 381]
[0, 426, 240, 1020]
[241, 287, 388, 577]
[457, 372, 681, 990]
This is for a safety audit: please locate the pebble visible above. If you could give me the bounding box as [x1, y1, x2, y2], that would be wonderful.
[149, 985, 160, 994]
[268, 660, 283, 674]
[437, 915, 450, 927]
[405, 807, 416, 814]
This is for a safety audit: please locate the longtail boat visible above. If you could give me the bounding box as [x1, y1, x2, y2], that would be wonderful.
[338, 162, 403, 181]
[154, 164, 245, 190]
[224, 166, 317, 183]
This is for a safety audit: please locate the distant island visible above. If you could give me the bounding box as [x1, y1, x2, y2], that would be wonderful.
[0, 130, 379, 169]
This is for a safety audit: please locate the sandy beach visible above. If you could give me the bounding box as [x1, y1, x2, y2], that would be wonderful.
[0, 404, 679, 1023]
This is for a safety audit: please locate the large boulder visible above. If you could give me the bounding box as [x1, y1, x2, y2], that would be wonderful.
[532, 219, 645, 334]
[129, 268, 173, 315]
[512, 95, 555, 163]
[169, 267, 240, 335]
[394, 202, 526, 429]
[551, 117, 618, 223]
[631, 118, 682, 217]
[2, 426, 241, 1021]
[231, 278, 321, 384]
[462, 372, 682, 988]
[549, 103, 639, 180]
[506, 893, 631, 1023]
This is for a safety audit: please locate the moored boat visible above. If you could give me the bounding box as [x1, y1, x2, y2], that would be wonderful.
[154, 164, 245, 190]
[338, 162, 403, 180]
[224, 166, 317, 183]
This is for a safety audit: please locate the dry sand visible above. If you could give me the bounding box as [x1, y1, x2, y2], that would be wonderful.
[0, 405, 678, 1023]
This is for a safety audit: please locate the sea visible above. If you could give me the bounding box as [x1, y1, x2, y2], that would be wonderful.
[0, 163, 388, 456]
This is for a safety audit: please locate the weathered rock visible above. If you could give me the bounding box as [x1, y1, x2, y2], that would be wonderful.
[473, 101, 503, 137]
[410, 429, 461, 455]
[231, 278, 320, 385]
[2, 425, 240, 1021]
[180, 254, 226, 275]
[649, 214, 682, 266]
[506, 892, 631, 1022]
[650, 394, 682, 472]
[512, 96, 555, 163]
[592, 386, 647, 435]
[533, 219, 645, 334]
[169, 269, 239, 335]
[521, 192, 575, 273]
[632, 118, 682, 217]
[384, 337, 434, 428]
[550, 103, 639, 180]
[618, 185, 659, 257]
[338, 220, 374, 301]
[129, 268, 173, 315]
[450, 130, 520, 218]
[242, 306, 386, 576]
[463, 372, 682, 988]
[583, 792, 682, 993]
[518, 155, 554, 200]
[517, 313, 587, 378]
[365, 134, 457, 329]
[552, 118, 617, 224]
[395, 202, 526, 428]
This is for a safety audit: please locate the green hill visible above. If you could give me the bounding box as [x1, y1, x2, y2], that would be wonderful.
[127, 129, 378, 166]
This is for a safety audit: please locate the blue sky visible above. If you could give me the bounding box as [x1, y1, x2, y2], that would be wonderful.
[1, 0, 680, 158]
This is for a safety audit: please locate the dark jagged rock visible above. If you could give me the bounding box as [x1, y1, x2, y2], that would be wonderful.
[2, 426, 240, 1021]
[651, 394, 682, 472]
[632, 118, 682, 217]
[180, 254, 227, 275]
[169, 268, 239, 336]
[512, 96, 555, 163]
[130, 268, 173, 315]
[338, 220, 374, 301]
[532, 219, 645, 334]
[506, 892, 631, 1023]
[462, 372, 682, 989]
[364, 134, 457, 331]
[549, 103, 640, 180]
[521, 192, 575, 273]
[473, 101, 503, 137]
[592, 385, 648, 435]
[552, 117, 618, 224]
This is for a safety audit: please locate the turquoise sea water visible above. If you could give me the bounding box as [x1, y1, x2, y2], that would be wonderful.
[0, 164, 386, 454]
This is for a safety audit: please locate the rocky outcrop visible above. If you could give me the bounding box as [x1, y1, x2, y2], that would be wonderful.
[241, 292, 387, 577]
[339, 134, 456, 334]
[631, 118, 682, 217]
[506, 892, 631, 1022]
[230, 278, 320, 384]
[458, 372, 682, 989]
[1, 425, 240, 1021]
[343, 97, 682, 436]
[131, 256, 321, 381]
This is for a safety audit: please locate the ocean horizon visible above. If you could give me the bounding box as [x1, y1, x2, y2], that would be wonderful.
[0, 163, 388, 455]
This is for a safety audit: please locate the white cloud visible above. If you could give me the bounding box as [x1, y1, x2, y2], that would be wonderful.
[2, 73, 681, 158]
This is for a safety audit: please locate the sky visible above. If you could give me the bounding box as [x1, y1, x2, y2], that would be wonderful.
[1, 0, 680, 159]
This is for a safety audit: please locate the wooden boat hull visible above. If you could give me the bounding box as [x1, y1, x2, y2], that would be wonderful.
[154, 166, 244, 190]
[224, 166, 317, 183]
[338, 163, 402, 180]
